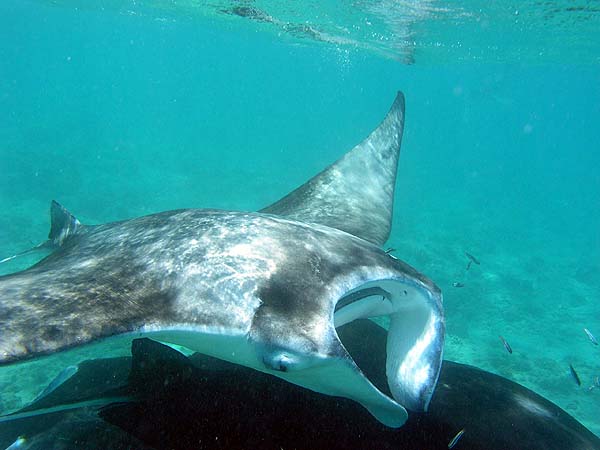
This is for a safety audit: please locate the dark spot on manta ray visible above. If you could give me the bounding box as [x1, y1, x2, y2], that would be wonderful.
[256, 244, 368, 317]
[41, 325, 64, 342]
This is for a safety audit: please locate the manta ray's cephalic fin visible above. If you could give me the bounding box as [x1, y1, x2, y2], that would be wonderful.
[260, 92, 405, 245]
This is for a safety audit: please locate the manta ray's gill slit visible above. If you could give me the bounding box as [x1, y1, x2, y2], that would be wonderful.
[334, 286, 391, 313]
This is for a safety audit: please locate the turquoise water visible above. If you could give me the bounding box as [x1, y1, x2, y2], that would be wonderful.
[1, 0, 599, 439]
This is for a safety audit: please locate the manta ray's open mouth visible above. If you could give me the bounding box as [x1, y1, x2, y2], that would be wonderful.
[336, 319, 393, 397]
[333, 279, 444, 413]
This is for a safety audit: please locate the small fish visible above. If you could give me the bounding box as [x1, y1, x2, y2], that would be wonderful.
[584, 328, 598, 345]
[569, 364, 581, 386]
[448, 428, 465, 449]
[385, 248, 398, 260]
[465, 260, 472, 271]
[452, 282, 464, 288]
[465, 252, 480, 265]
[499, 335, 513, 354]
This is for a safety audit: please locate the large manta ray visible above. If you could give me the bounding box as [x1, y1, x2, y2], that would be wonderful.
[0, 92, 444, 427]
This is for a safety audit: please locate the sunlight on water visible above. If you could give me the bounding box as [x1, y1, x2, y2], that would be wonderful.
[37, 0, 600, 64]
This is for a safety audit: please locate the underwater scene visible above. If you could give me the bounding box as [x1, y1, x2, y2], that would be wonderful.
[0, 0, 599, 448]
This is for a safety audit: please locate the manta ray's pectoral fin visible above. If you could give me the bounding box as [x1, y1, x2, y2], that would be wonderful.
[260, 92, 405, 245]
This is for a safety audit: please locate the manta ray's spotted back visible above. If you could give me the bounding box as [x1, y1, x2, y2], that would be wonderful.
[0, 92, 444, 428]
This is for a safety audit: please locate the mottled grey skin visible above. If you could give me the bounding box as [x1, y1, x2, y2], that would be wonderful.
[0, 92, 444, 425]
[0, 209, 437, 362]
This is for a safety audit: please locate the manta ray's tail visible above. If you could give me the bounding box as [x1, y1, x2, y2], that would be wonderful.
[0, 243, 46, 265]
[0, 201, 82, 265]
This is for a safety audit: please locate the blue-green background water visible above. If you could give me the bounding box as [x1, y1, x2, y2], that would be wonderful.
[1, 0, 599, 438]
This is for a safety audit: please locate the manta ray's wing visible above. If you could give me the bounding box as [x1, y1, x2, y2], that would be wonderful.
[260, 92, 404, 245]
[0, 92, 443, 429]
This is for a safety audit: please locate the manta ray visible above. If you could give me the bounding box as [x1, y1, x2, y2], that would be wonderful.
[2, 322, 599, 449]
[0, 92, 444, 428]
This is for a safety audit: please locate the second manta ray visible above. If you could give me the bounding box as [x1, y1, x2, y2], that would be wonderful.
[0, 92, 444, 427]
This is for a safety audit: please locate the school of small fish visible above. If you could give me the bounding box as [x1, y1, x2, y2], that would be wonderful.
[450, 249, 599, 445]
